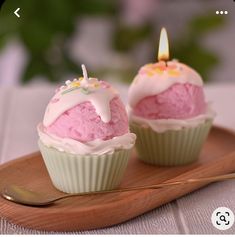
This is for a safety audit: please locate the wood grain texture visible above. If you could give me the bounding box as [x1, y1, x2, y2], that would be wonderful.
[0, 204, 180, 234]
[0, 126, 235, 232]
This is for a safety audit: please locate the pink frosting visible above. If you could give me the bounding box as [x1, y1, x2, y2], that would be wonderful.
[45, 97, 129, 142]
[133, 83, 206, 119]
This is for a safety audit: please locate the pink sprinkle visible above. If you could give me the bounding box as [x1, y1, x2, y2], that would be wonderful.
[139, 69, 146, 75]
[100, 81, 111, 88]
[168, 64, 177, 70]
[55, 87, 60, 93]
[51, 98, 60, 104]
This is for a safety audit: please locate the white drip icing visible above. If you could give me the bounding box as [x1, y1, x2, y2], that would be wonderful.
[43, 65, 118, 127]
[128, 62, 203, 108]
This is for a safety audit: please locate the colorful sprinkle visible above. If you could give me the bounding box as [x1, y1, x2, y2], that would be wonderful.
[140, 62, 181, 77]
[80, 87, 90, 94]
[93, 83, 100, 88]
[62, 86, 80, 95]
[71, 81, 81, 87]
[168, 69, 180, 76]
[155, 68, 164, 74]
[147, 71, 154, 77]
[167, 64, 177, 70]
[65, 80, 71, 86]
[51, 98, 60, 103]
[60, 70, 102, 96]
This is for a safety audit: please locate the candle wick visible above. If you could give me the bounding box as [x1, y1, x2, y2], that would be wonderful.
[81, 64, 89, 82]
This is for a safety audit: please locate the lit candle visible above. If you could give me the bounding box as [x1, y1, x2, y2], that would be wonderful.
[128, 27, 204, 108]
[155, 27, 179, 75]
[139, 27, 190, 78]
[158, 27, 169, 62]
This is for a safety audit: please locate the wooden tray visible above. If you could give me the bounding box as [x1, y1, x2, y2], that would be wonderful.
[1, 126, 235, 232]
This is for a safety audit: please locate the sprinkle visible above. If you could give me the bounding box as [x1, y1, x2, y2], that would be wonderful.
[168, 69, 180, 76]
[65, 80, 71, 86]
[80, 87, 90, 94]
[73, 78, 78, 82]
[157, 65, 167, 71]
[93, 83, 100, 88]
[147, 71, 154, 77]
[100, 81, 110, 88]
[55, 87, 60, 93]
[139, 70, 146, 75]
[71, 81, 81, 87]
[167, 64, 177, 70]
[61, 86, 80, 95]
[51, 98, 60, 103]
[154, 68, 164, 74]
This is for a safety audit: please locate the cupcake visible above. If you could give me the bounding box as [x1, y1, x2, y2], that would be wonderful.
[38, 65, 136, 193]
[128, 61, 215, 166]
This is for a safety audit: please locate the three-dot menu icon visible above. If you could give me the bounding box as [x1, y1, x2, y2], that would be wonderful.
[216, 11, 228, 15]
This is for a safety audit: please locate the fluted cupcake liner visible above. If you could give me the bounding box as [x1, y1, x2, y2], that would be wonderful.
[130, 119, 212, 166]
[38, 141, 131, 194]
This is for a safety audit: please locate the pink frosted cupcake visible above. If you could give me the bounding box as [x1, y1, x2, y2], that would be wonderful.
[128, 62, 215, 166]
[38, 65, 136, 193]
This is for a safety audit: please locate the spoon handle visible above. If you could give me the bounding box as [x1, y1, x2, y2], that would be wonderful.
[52, 172, 235, 202]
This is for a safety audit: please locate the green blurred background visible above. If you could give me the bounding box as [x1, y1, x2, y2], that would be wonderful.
[0, 0, 233, 85]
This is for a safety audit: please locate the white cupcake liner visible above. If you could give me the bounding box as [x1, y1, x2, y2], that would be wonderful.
[38, 140, 132, 194]
[130, 119, 213, 166]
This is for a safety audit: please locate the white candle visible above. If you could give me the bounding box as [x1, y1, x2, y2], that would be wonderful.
[81, 64, 89, 82]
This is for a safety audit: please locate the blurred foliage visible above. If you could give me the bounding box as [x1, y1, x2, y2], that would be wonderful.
[0, 0, 117, 83]
[172, 14, 224, 82]
[0, 0, 225, 83]
[113, 24, 152, 52]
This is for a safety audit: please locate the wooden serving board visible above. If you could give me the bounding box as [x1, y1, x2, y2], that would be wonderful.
[1, 126, 235, 232]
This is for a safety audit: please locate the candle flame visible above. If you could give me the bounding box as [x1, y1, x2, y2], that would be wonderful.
[158, 27, 169, 61]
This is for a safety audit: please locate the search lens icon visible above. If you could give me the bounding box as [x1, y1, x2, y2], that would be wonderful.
[212, 207, 234, 230]
[220, 215, 226, 222]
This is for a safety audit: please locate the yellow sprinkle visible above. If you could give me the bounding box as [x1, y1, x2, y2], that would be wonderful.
[147, 71, 154, 77]
[154, 68, 164, 74]
[71, 81, 81, 87]
[168, 69, 180, 77]
[79, 77, 84, 81]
